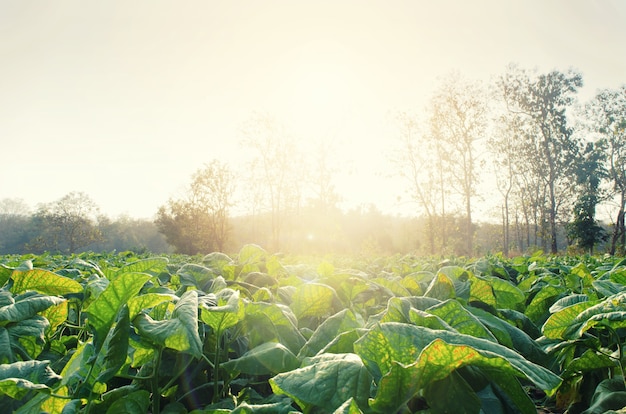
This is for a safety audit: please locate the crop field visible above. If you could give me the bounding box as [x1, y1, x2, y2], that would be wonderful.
[2, 246, 626, 413]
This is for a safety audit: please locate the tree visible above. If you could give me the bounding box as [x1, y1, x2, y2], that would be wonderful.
[585, 86, 626, 254]
[241, 113, 304, 252]
[0, 198, 33, 254]
[567, 142, 607, 253]
[156, 161, 234, 254]
[429, 73, 487, 255]
[394, 112, 443, 254]
[498, 66, 582, 253]
[28, 191, 103, 253]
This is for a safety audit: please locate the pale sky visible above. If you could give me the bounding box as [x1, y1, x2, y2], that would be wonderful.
[1, 1, 626, 220]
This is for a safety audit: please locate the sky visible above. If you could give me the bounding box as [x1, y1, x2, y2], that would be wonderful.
[1, 1, 626, 220]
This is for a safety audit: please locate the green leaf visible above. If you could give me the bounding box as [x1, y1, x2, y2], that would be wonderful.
[0, 293, 65, 324]
[525, 285, 566, 324]
[424, 370, 481, 414]
[481, 275, 525, 309]
[423, 271, 455, 300]
[127, 293, 176, 320]
[583, 377, 626, 414]
[355, 323, 561, 396]
[243, 302, 306, 354]
[105, 390, 150, 414]
[298, 309, 363, 358]
[221, 342, 300, 375]
[426, 300, 497, 341]
[290, 283, 337, 320]
[84, 272, 151, 350]
[200, 289, 244, 333]
[96, 305, 130, 383]
[0, 360, 60, 399]
[332, 397, 364, 414]
[133, 290, 202, 358]
[11, 269, 83, 296]
[270, 353, 371, 412]
[562, 349, 616, 380]
[368, 360, 422, 413]
[108, 257, 168, 279]
[542, 299, 598, 339]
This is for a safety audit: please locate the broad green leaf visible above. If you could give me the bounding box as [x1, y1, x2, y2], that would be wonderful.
[134, 290, 202, 358]
[482, 275, 525, 309]
[418, 341, 536, 413]
[542, 300, 598, 339]
[566, 292, 626, 338]
[332, 398, 364, 414]
[7, 315, 50, 360]
[592, 280, 626, 297]
[424, 271, 455, 300]
[371, 277, 411, 297]
[0, 265, 12, 288]
[562, 349, 616, 380]
[426, 299, 497, 341]
[84, 272, 151, 350]
[423, 370, 482, 414]
[355, 323, 561, 395]
[290, 283, 337, 320]
[469, 275, 496, 307]
[549, 294, 590, 313]
[318, 328, 367, 355]
[270, 353, 371, 412]
[368, 360, 421, 413]
[469, 307, 549, 366]
[96, 305, 130, 383]
[177, 263, 218, 291]
[105, 390, 150, 414]
[10, 269, 83, 296]
[200, 289, 243, 333]
[238, 244, 266, 266]
[0, 293, 65, 324]
[298, 309, 363, 358]
[583, 376, 626, 414]
[127, 293, 176, 320]
[525, 285, 566, 324]
[221, 342, 299, 375]
[108, 257, 168, 279]
[0, 360, 60, 399]
[243, 302, 306, 354]
[40, 301, 68, 333]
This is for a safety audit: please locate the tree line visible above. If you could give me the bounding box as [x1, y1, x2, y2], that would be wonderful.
[150, 61, 626, 257]
[1, 64, 624, 257]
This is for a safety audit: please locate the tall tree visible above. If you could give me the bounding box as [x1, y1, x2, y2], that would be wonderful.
[29, 191, 103, 253]
[394, 112, 443, 254]
[156, 161, 234, 254]
[567, 142, 607, 253]
[585, 86, 626, 254]
[241, 113, 304, 252]
[498, 66, 582, 253]
[429, 73, 487, 255]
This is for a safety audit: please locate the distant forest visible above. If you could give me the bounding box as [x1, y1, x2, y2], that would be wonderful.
[2, 65, 626, 257]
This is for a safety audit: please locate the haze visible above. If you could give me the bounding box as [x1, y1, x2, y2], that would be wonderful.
[1, 1, 625, 219]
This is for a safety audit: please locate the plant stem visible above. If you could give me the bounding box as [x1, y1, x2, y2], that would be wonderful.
[152, 347, 163, 414]
[213, 330, 222, 403]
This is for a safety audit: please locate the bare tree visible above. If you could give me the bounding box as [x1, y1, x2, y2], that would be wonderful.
[394, 112, 443, 254]
[429, 73, 487, 255]
[241, 113, 304, 252]
[498, 65, 582, 253]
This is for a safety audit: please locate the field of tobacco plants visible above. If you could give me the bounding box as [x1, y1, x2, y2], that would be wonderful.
[3, 246, 626, 413]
